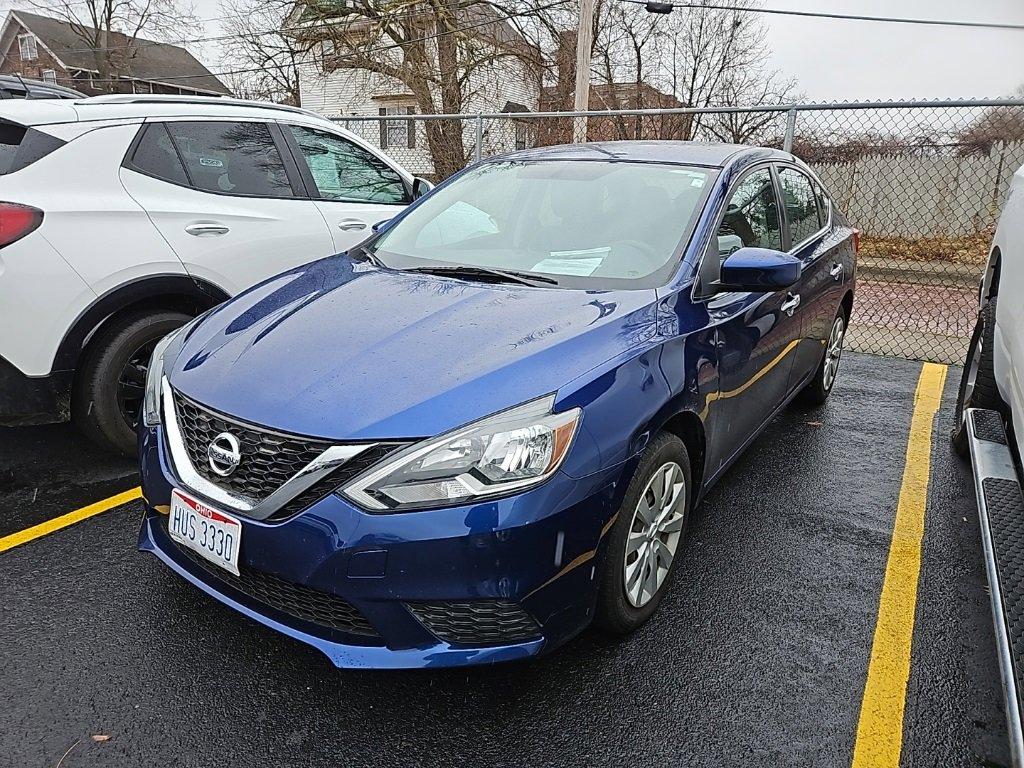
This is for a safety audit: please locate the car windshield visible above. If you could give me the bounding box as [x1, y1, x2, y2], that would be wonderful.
[371, 159, 715, 289]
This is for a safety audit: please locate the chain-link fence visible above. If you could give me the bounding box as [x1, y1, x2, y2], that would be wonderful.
[333, 100, 1024, 365]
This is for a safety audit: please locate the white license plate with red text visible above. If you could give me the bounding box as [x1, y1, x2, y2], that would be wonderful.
[168, 489, 242, 576]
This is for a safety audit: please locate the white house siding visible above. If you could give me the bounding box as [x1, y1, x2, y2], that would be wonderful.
[296, 48, 540, 178]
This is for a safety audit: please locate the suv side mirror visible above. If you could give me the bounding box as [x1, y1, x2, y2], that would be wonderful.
[412, 177, 433, 200]
[715, 247, 802, 293]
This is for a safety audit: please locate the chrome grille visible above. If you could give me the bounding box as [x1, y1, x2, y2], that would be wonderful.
[172, 391, 332, 501]
[169, 390, 407, 522]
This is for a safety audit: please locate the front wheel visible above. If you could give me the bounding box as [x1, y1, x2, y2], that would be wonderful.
[594, 432, 692, 635]
[72, 310, 191, 456]
[796, 311, 847, 406]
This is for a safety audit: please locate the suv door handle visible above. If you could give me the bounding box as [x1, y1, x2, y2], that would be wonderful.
[781, 293, 801, 316]
[830, 262, 843, 280]
[338, 219, 367, 232]
[185, 223, 229, 237]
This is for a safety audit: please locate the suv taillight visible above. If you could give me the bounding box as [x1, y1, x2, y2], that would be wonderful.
[851, 228, 861, 253]
[0, 202, 43, 248]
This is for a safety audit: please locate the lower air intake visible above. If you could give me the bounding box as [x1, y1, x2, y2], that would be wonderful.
[167, 527, 379, 638]
[406, 600, 541, 646]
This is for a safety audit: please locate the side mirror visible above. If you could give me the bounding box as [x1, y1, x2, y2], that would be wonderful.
[412, 176, 433, 200]
[715, 247, 802, 293]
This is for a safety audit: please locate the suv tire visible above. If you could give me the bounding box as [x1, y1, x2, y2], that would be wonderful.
[953, 298, 1003, 457]
[72, 310, 190, 456]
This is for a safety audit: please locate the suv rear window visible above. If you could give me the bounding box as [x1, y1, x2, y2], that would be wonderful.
[0, 120, 65, 175]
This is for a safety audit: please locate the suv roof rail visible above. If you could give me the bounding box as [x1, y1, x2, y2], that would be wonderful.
[74, 94, 325, 120]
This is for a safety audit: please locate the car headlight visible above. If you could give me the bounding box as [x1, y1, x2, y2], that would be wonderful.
[342, 395, 581, 511]
[141, 320, 198, 427]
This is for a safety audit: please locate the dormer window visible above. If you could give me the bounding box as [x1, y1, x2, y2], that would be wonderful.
[18, 33, 38, 61]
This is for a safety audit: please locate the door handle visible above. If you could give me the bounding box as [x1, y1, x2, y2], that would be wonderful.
[830, 262, 843, 280]
[338, 219, 368, 232]
[185, 223, 229, 237]
[781, 293, 801, 316]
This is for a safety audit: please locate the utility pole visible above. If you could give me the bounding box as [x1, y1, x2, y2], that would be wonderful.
[573, 0, 597, 143]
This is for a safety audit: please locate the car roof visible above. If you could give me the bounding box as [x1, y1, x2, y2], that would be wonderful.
[493, 140, 792, 168]
[0, 75, 84, 99]
[0, 94, 339, 128]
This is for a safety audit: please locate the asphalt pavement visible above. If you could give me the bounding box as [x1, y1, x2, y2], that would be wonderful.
[0, 352, 1009, 767]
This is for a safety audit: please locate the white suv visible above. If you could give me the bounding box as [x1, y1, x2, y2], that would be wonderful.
[0, 94, 423, 454]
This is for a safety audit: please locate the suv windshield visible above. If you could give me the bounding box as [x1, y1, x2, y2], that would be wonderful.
[372, 159, 715, 289]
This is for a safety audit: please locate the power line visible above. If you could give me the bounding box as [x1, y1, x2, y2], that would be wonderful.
[74, 0, 568, 84]
[622, 0, 1024, 32]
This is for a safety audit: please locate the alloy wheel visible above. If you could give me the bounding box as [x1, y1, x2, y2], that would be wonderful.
[623, 461, 687, 608]
[117, 338, 158, 431]
[822, 316, 846, 392]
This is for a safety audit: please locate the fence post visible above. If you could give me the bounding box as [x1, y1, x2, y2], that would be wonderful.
[474, 114, 483, 164]
[783, 108, 797, 153]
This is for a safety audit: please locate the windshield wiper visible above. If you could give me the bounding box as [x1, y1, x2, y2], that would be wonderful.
[405, 264, 558, 286]
[349, 245, 386, 268]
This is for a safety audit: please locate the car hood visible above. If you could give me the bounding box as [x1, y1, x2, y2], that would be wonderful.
[168, 256, 657, 440]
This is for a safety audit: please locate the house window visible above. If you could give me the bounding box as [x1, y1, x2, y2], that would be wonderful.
[515, 122, 529, 151]
[41, 69, 57, 84]
[378, 106, 415, 150]
[18, 34, 38, 61]
[321, 39, 335, 62]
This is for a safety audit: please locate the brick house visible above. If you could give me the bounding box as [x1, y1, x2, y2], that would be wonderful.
[0, 11, 230, 96]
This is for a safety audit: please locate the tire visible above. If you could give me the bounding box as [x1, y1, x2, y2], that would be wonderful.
[796, 310, 847, 407]
[952, 298, 1003, 457]
[72, 310, 191, 456]
[594, 432, 692, 635]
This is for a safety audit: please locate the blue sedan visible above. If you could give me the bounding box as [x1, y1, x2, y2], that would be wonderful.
[137, 142, 857, 668]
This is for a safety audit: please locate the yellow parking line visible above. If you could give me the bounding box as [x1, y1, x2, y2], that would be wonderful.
[851, 362, 947, 767]
[0, 486, 142, 554]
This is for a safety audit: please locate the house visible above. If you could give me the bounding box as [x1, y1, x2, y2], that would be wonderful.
[0, 11, 230, 97]
[288, 4, 542, 176]
[538, 81, 691, 145]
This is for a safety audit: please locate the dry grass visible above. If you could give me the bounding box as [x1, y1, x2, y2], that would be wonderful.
[859, 231, 994, 265]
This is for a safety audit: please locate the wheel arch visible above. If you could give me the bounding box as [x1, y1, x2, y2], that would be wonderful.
[54, 274, 230, 376]
[840, 289, 854, 323]
[656, 409, 707, 504]
[982, 246, 1002, 303]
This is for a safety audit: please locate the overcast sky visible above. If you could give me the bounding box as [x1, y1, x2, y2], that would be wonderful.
[3, 0, 1023, 101]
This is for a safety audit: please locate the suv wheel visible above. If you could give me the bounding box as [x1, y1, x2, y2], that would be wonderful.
[953, 298, 1004, 457]
[72, 310, 191, 456]
[594, 432, 692, 635]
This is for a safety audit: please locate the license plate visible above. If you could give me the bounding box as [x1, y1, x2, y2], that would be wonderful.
[168, 489, 242, 576]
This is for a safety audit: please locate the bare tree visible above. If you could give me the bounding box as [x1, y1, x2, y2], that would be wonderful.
[705, 68, 801, 144]
[957, 84, 1024, 154]
[22, 0, 197, 90]
[218, 0, 302, 104]
[288, 0, 545, 179]
[589, 0, 800, 141]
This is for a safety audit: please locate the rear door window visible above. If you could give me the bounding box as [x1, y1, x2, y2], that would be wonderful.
[125, 123, 189, 186]
[778, 167, 823, 246]
[164, 121, 295, 197]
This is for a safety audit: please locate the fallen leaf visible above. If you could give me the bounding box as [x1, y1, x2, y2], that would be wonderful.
[806, 421, 823, 427]
[91, 735, 110, 743]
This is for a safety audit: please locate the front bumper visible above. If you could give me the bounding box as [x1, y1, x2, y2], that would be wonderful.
[138, 424, 628, 669]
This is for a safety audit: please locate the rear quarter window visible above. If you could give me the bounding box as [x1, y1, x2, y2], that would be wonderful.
[0, 120, 65, 175]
